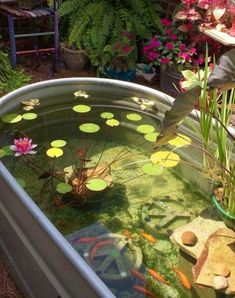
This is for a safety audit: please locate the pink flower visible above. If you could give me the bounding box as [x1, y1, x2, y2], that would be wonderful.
[161, 57, 171, 64]
[165, 29, 173, 35]
[189, 47, 197, 54]
[198, 53, 205, 65]
[143, 45, 151, 54]
[147, 51, 159, 61]
[170, 34, 178, 41]
[165, 42, 174, 50]
[160, 18, 172, 26]
[10, 138, 37, 156]
[179, 43, 187, 51]
[120, 44, 133, 54]
[179, 52, 190, 61]
[182, 0, 198, 4]
[149, 38, 161, 48]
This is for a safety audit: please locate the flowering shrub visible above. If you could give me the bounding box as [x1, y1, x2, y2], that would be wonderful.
[143, 18, 205, 68]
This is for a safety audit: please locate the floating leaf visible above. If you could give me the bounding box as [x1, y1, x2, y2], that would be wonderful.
[2, 145, 14, 156]
[22, 112, 38, 120]
[168, 134, 192, 147]
[144, 132, 160, 143]
[56, 182, 72, 194]
[150, 151, 180, 168]
[100, 112, 114, 119]
[126, 113, 142, 121]
[0, 149, 6, 158]
[137, 124, 155, 134]
[46, 147, 63, 158]
[86, 178, 107, 191]
[1, 113, 22, 123]
[74, 90, 89, 98]
[72, 104, 91, 113]
[142, 163, 164, 176]
[106, 119, 120, 127]
[16, 178, 26, 188]
[50, 140, 67, 148]
[79, 123, 100, 133]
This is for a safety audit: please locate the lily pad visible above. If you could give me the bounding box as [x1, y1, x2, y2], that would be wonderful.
[168, 134, 192, 147]
[46, 147, 63, 158]
[0, 149, 6, 158]
[106, 119, 120, 127]
[150, 151, 180, 168]
[137, 124, 155, 134]
[22, 112, 38, 120]
[142, 163, 164, 176]
[100, 112, 114, 119]
[73, 104, 91, 113]
[126, 113, 142, 121]
[79, 123, 100, 133]
[56, 182, 72, 194]
[16, 178, 26, 188]
[86, 178, 107, 191]
[144, 132, 160, 143]
[50, 140, 67, 148]
[2, 145, 14, 156]
[1, 113, 22, 123]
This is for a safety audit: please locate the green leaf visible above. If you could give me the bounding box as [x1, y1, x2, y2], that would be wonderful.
[106, 119, 120, 127]
[73, 104, 91, 113]
[79, 123, 100, 133]
[144, 132, 159, 143]
[86, 178, 107, 191]
[100, 112, 114, 119]
[46, 147, 64, 158]
[142, 163, 164, 176]
[126, 113, 142, 121]
[16, 178, 26, 188]
[181, 70, 195, 80]
[1, 113, 22, 123]
[2, 145, 14, 156]
[56, 182, 72, 194]
[50, 140, 67, 148]
[0, 149, 6, 158]
[137, 124, 155, 134]
[22, 112, 38, 120]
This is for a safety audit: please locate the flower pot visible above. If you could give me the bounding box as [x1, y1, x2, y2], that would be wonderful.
[61, 43, 88, 73]
[102, 66, 136, 82]
[211, 194, 235, 230]
[160, 64, 183, 97]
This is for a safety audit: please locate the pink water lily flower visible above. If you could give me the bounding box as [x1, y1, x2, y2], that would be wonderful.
[10, 138, 37, 156]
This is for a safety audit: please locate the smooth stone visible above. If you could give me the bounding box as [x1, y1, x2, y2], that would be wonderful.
[213, 276, 229, 290]
[181, 231, 198, 246]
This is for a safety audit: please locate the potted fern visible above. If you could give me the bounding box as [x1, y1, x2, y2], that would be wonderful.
[58, 0, 163, 72]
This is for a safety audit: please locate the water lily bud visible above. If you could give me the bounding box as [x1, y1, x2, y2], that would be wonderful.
[181, 231, 198, 246]
[213, 276, 229, 290]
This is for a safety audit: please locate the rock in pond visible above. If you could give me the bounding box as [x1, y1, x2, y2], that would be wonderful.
[181, 231, 198, 246]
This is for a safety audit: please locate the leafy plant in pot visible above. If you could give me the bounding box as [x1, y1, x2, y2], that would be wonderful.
[154, 48, 235, 229]
[101, 31, 137, 81]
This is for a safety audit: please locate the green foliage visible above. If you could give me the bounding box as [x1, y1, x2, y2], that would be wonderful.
[59, 0, 163, 68]
[0, 51, 31, 93]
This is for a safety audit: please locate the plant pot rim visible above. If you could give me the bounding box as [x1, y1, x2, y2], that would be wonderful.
[60, 43, 86, 54]
[211, 193, 235, 220]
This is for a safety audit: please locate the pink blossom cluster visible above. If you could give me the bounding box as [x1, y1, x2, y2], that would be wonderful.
[143, 19, 205, 67]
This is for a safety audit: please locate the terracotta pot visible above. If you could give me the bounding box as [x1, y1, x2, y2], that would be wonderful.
[211, 194, 235, 230]
[61, 43, 88, 72]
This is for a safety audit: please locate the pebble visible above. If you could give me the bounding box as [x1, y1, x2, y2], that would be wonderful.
[213, 276, 229, 290]
[181, 231, 198, 246]
[214, 263, 230, 277]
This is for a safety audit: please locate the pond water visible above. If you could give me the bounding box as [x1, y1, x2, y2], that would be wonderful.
[0, 91, 216, 298]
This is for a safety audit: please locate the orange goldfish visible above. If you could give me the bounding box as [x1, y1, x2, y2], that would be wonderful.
[123, 230, 133, 239]
[148, 268, 169, 285]
[173, 267, 191, 289]
[133, 285, 155, 297]
[78, 237, 97, 243]
[141, 232, 157, 244]
[129, 268, 146, 283]
[89, 239, 116, 262]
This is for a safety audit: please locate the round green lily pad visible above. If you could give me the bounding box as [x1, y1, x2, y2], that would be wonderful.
[137, 124, 155, 134]
[50, 140, 67, 148]
[126, 113, 142, 121]
[73, 104, 91, 113]
[100, 112, 114, 119]
[0, 149, 6, 158]
[86, 178, 107, 191]
[79, 123, 100, 133]
[1, 113, 22, 123]
[56, 182, 72, 194]
[144, 132, 160, 143]
[142, 162, 164, 176]
[22, 113, 38, 120]
[16, 178, 26, 188]
[46, 147, 63, 158]
[106, 119, 120, 127]
[2, 145, 14, 156]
